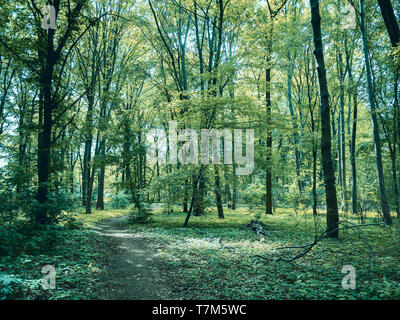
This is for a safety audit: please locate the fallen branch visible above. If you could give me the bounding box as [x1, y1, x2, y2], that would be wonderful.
[257, 221, 385, 262]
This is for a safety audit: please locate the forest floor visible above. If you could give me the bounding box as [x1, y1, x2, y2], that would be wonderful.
[125, 207, 400, 299]
[2, 207, 400, 299]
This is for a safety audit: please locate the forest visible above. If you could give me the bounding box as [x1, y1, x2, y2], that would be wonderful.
[0, 0, 400, 301]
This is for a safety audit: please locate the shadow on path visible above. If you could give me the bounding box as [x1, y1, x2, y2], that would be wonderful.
[96, 215, 171, 300]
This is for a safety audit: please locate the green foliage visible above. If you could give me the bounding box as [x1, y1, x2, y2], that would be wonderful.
[0, 273, 23, 300]
[0, 226, 109, 300]
[392, 46, 400, 69]
[0, 224, 64, 257]
[0, 191, 18, 221]
[0, 0, 399, 301]
[109, 192, 131, 209]
[0, 225, 22, 256]
[241, 182, 265, 209]
[128, 204, 154, 224]
[28, 192, 79, 225]
[129, 208, 400, 300]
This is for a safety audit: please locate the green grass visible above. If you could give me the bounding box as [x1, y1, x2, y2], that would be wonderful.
[73, 208, 129, 227]
[129, 207, 400, 300]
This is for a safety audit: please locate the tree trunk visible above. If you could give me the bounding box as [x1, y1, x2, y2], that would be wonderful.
[338, 52, 348, 213]
[36, 62, 55, 225]
[360, 0, 392, 225]
[214, 165, 224, 219]
[224, 167, 232, 209]
[345, 41, 359, 218]
[389, 146, 400, 218]
[377, 0, 400, 48]
[287, 56, 303, 196]
[96, 137, 106, 210]
[310, 0, 339, 238]
[193, 167, 205, 216]
[232, 165, 238, 210]
[266, 65, 273, 215]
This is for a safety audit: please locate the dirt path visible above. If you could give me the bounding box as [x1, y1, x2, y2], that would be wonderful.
[95, 215, 171, 300]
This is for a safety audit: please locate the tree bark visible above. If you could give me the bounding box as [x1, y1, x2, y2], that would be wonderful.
[345, 43, 359, 218]
[377, 0, 400, 48]
[338, 52, 348, 213]
[266, 65, 273, 215]
[310, 0, 339, 238]
[360, 0, 392, 225]
[214, 165, 224, 219]
[287, 54, 303, 196]
[96, 140, 105, 210]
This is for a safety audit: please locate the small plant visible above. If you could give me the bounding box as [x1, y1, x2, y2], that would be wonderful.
[58, 214, 83, 229]
[129, 204, 153, 224]
[0, 273, 22, 300]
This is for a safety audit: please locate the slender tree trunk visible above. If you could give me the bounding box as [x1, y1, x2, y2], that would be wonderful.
[338, 52, 348, 213]
[288, 57, 303, 196]
[360, 0, 392, 225]
[193, 167, 205, 216]
[96, 140, 105, 210]
[350, 92, 359, 217]
[309, 98, 318, 217]
[266, 65, 273, 215]
[346, 42, 359, 218]
[337, 115, 342, 191]
[184, 168, 202, 227]
[310, 0, 339, 238]
[82, 108, 93, 209]
[214, 165, 224, 219]
[389, 145, 400, 218]
[224, 167, 232, 209]
[232, 166, 238, 210]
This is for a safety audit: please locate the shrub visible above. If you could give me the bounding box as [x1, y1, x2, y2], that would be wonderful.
[0, 225, 23, 256]
[0, 224, 63, 257]
[129, 204, 153, 224]
[241, 182, 265, 209]
[0, 274, 23, 300]
[59, 214, 84, 229]
[110, 192, 131, 209]
[22, 225, 63, 255]
[23, 191, 78, 225]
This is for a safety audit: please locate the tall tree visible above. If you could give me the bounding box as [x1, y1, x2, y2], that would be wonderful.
[310, 0, 339, 238]
[33, 0, 88, 224]
[263, 0, 288, 215]
[359, 0, 392, 225]
[377, 0, 400, 48]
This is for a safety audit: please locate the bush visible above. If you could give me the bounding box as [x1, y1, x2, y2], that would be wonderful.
[0, 223, 63, 257]
[0, 225, 23, 256]
[110, 192, 131, 209]
[0, 274, 23, 300]
[0, 192, 18, 222]
[129, 204, 153, 224]
[241, 182, 265, 209]
[59, 214, 84, 229]
[22, 191, 78, 225]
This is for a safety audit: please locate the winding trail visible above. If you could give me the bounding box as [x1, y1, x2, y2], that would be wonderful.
[96, 215, 171, 300]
